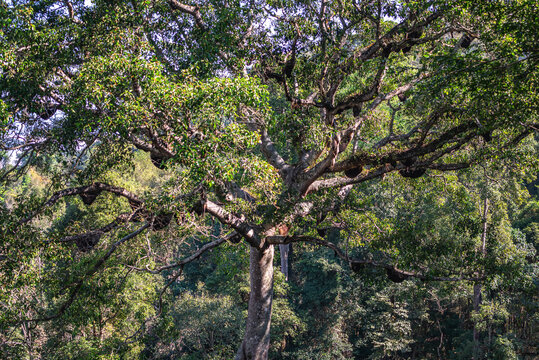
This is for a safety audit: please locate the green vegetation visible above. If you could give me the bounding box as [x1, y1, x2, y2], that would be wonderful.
[1, 0, 537, 359]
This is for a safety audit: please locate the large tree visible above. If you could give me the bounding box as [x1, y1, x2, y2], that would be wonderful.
[1, 0, 538, 359]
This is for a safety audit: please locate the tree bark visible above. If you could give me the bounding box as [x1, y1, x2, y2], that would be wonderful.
[236, 245, 275, 360]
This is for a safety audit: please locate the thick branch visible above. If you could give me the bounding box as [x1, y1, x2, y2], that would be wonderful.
[306, 165, 392, 194]
[260, 129, 294, 181]
[204, 200, 261, 248]
[168, 0, 206, 29]
[63, 0, 83, 24]
[299, 74, 430, 195]
[308, 133, 476, 193]
[331, 59, 388, 114]
[327, 120, 478, 174]
[346, 11, 443, 69]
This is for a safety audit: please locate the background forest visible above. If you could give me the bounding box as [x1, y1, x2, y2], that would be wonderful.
[2, 148, 538, 359]
[1, 0, 538, 359]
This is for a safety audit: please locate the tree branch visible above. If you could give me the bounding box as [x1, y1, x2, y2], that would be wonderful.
[20, 183, 143, 224]
[168, 0, 206, 30]
[54, 212, 137, 250]
[265, 235, 485, 282]
[260, 129, 294, 181]
[25, 223, 150, 323]
[203, 200, 261, 248]
[298, 74, 431, 195]
[127, 232, 236, 274]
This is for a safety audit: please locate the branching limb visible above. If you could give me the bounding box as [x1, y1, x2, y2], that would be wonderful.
[331, 58, 388, 115]
[260, 129, 294, 181]
[122, 231, 234, 343]
[21, 183, 143, 224]
[265, 235, 484, 282]
[156, 266, 184, 315]
[307, 130, 476, 193]
[167, 0, 241, 73]
[305, 165, 392, 194]
[53, 213, 136, 250]
[127, 232, 235, 274]
[0, 140, 49, 151]
[203, 200, 261, 248]
[504, 128, 534, 148]
[25, 223, 150, 323]
[347, 11, 443, 68]
[318, 119, 477, 172]
[63, 0, 83, 24]
[0, 148, 36, 184]
[168, 0, 206, 29]
[216, 180, 256, 203]
[299, 74, 430, 195]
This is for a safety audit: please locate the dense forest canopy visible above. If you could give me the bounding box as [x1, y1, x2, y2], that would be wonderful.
[0, 0, 538, 359]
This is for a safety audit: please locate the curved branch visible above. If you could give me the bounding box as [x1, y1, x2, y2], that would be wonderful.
[345, 11, 443, 69]
[305, 163, 390, 194]
[266, 235, 484, 282]
[299, 74, 431, 194]
[168, 0, 206, 30]
[54, 212, 136, 250]
[0, 148, 36, 184]
[127, 232, 235, 274]
[307, 132, 477, 193]
[20, 183, 143, 224]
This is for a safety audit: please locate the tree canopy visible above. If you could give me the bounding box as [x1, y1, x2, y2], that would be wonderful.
[1, 0, 538, 359]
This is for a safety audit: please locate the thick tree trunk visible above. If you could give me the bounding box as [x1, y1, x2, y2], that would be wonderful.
[236, 245, 275, 360]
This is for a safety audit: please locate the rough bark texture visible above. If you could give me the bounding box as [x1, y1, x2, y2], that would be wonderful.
[236, 246, 275, 360]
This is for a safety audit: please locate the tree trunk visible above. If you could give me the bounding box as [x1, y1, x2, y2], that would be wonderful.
[473, 196, 489, 360]
[473, 282, 482, 360]
[279, 244, 289, 281]
[236, 245, 275, 360]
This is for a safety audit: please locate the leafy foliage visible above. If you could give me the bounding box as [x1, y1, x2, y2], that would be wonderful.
[1, 0, 538, 359]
